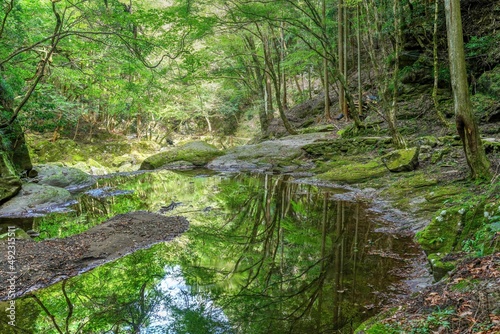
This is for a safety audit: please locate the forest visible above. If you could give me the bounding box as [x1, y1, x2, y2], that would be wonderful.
[0, 0, 499, 333]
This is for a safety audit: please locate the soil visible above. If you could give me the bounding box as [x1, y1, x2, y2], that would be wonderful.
[376, 253, 500, 334]
[0, 211, 188, 301]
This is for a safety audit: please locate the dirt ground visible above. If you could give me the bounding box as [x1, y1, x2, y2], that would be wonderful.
[379, 253, 500, 334]
[0, 211, 188, 301]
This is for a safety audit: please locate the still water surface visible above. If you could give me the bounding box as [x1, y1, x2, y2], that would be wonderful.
[1, 170, 426, 333]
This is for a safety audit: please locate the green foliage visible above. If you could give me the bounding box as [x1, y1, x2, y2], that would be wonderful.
[466, 35, 494, 57]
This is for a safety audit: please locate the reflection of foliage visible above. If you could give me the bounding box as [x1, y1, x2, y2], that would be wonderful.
[177, 174, 420, 333]
[35, 170, 219, 240]
[10, 172, 421, 333]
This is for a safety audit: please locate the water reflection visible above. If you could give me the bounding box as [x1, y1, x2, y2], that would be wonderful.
[1, 171, 424, 333]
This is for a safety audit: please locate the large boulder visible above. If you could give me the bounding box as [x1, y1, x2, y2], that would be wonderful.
[381, 147, 419, 172]
[0, 183, 73, 217]
[33, 164, 95, 191]
[208, 133, 328, 172]
[140, 141, 224, 170]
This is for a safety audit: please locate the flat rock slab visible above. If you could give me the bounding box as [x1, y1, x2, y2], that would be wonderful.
[0, 211, 189, 300]
[208, 133, 331, 172]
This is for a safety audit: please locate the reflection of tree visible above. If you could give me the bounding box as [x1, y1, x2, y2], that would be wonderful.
[7, 246, 166, 333]
[187, 174, 416, 333]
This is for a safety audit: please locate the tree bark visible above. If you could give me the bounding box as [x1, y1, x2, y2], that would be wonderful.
[338, 0, 346, 118]
[432, 0, 449, 126]
[444, 0, 491, 179]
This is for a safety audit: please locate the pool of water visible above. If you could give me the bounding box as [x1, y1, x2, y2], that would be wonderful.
[0, 170, 428, 333]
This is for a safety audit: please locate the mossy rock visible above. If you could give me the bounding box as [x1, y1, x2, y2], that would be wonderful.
[412, 135, 440, 148]
[0, 152, 22, 202]
[428, 253, 456, 281]
[34, 164, 94, 190]
[381, 147, 419, 172]
[140, 141, 224, 170]
[381, 172, 440, 213]
[0, 176, 21, 203]
[424, 186, 463, 204]
[477, 65, 500, 98]
[0, 183, 72, 217]
[317, 159, 387, 184]
[416, 208, 462, 254]
[297, 124, 335, 134]
[73, 159, 110, 175]
[0, 228, 31, 241]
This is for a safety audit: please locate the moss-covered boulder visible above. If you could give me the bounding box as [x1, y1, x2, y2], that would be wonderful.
[317, 159, 387, 184]
[33, 164, 94, 190]
[381, 147, 419, 172]
[0, 183, 73, 217]
[0, 152, 21, 202]
[416, 208, 465, 280]
[140, 141, 224, 170]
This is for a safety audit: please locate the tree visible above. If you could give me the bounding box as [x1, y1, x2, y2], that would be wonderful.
[444, 0, 490, 179]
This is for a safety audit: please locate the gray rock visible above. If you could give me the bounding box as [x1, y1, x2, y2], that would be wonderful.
[33, 164, 95, 191]
[0, 183, 73, 217]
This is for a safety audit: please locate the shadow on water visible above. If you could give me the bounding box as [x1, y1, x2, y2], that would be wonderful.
[0, 171, 427, 333]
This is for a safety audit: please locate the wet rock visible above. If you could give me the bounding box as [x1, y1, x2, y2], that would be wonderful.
[0, 183, 73, 218]
[381, 147, 419, 172]
[33, 164, 95, 190]
[141, 141, 223, 170]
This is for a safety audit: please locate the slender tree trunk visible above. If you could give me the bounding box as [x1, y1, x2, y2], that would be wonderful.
[432, 0, 449, 126]
[357, 3, 362, 118]
[388, 0, 406, 148]
[323, 0, 331, 120]
[444, 0, 490, 179]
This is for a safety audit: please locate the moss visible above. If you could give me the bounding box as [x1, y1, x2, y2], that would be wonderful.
[427, 253, 456, 280]
[140, 141, 224, 170]
[477, 65, 500, 98]
[424, 186, 463, 204]
[317, 159, 387, 184]
[416, 209, 462, 254]
[297, 124, 335, 134]
[381, 147, 419, 172]
[355, 308, 399, 333]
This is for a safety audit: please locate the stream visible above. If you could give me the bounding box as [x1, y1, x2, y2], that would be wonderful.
[0, 170, 430, 333]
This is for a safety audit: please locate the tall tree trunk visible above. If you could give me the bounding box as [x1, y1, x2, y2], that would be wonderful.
[323, 0, 331, 120]
[444, 0, 490, 179]
[388, 0, 406, 148]
[245, 35, 273, 135]
[338, 0, 346, 118]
